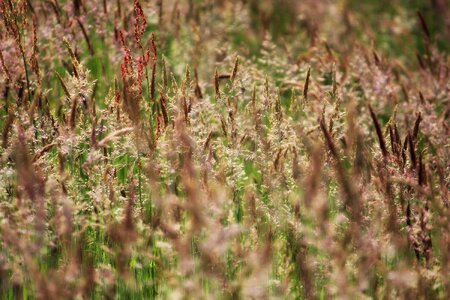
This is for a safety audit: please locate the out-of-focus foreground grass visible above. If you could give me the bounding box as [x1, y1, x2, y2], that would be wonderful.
[0, 0, 449, 299]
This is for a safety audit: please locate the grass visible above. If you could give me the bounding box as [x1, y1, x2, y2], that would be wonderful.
[0, 0, 449, 299]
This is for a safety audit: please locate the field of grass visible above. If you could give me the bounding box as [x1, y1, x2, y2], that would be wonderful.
[0, 0, 449, 299]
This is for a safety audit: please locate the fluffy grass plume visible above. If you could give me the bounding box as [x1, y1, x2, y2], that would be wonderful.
[0, 0, 449, 299]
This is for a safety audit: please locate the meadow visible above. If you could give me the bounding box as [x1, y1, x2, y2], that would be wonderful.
[0, 0, 449, 298]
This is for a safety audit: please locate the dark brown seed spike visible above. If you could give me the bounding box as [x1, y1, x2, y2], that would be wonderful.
[70, 97, 78, 130]
[408, 134, 417, 169]
[328, 118, 333, 135]
[203, 131, 212, 151]
[182, 96, 188, 122]
[76, 18, 94, 56]
[406, 200, 412, 227]
[303, 67, 310, 100]
[418, 155, 426, 186]
[419, 92, 425, 104]
[368, 104, 388, 158]
[417, 11, 431, 40]
[412, 112, 422, 141]
[91, 116, 97, 147]
[401, 135, 408, 166]
[373, 50, 380, 65]
[416, 53, 426, 70]
[324, 41, 333, 58]
[273, 148, 282, 171]
[56, 72, 71, 99]
[392, 127, 399, 158]
[394, 124, 400, 147]
[194, 68, 203, 99]
[159, 91, 168, 126]
[214, 68, 220, 98]
[230, 56, 239, 83]
[218, 74, 231, 80]
[320, 117, 338, 160]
